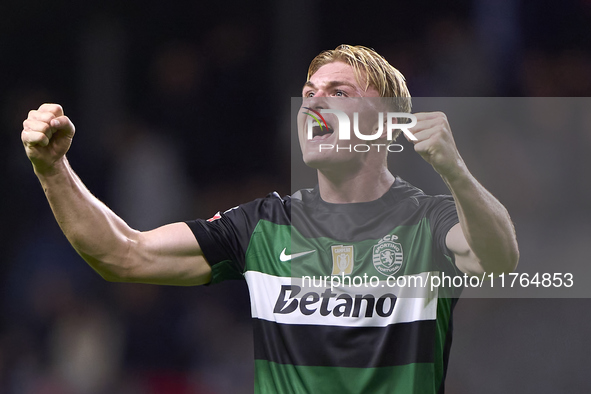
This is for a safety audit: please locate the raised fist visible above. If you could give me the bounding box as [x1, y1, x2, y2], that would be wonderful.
[21, 103, 75, 175]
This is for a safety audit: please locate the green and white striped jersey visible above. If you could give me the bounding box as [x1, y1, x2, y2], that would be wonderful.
[187, 177, 461, 394]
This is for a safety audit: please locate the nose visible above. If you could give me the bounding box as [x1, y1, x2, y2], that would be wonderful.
[305, 94, 328, 111]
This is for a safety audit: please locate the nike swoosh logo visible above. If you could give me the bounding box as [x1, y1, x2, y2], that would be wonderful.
[280, 248, 316, 262]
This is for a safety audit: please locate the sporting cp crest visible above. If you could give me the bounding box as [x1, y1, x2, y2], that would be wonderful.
[372, 235, 403, 276]
[331, 245, 354, 275]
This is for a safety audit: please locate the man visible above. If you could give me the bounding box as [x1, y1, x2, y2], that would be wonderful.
[22, 45, 518, 393]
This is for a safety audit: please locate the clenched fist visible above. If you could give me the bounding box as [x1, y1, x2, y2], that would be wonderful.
[407, 112, 466, 181]
[22, 103, 75, 175]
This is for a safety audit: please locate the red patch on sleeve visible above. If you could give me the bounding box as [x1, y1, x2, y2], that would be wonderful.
[207, 212, 222, 222]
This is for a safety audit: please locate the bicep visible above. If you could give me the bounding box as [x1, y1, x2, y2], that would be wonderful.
[127, 222, 212, 286]
[445, 223, 483, 276]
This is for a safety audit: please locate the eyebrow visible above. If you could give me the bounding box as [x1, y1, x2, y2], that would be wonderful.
[302, 80, 357, 91]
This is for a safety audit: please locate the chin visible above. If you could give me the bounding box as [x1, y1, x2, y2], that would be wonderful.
[302, 154, 325, 170]
[302, 150, 329, 168]
[302, 151, 351, 172]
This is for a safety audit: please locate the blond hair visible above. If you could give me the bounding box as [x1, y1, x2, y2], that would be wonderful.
[307, 44, 411, 113]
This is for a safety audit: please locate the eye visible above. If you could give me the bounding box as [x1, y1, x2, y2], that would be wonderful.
[334, 90, 347, 97]
[304, 91, 315, 98]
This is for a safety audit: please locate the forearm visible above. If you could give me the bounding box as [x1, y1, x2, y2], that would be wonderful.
[442, 166, 519, 274]
[36, 157, 139, 281]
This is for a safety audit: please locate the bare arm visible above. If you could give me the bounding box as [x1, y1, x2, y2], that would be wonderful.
[22, 104, 211, 285]
[410, 112, 519, 275]
[442, 173, 518, 276]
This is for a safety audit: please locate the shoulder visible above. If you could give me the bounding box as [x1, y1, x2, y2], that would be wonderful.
[389, 177, 453, 208]
[229, 191, 291, 225]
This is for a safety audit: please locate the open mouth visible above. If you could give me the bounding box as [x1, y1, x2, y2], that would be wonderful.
[312, 124, 334, 140]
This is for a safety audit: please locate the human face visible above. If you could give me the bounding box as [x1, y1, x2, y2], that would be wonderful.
[298, 62, 385, 170]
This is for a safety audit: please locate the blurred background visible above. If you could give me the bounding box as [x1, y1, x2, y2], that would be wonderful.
[1, 0, 591, 393]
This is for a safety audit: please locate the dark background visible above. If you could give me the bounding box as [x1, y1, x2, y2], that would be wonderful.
[1, 0, 591, 393]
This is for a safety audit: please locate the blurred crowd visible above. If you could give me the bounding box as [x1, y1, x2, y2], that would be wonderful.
[1, 0, 591, 393]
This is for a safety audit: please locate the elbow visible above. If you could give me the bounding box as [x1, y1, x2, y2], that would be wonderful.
[78, 237, 139, 283]
[99, 252, 139, 283]
[487, 244, 520, 276]
[501, 235, 520, 274]
[506, 245, 520, 273]
[469, 239, 519, 277]
[84, 257, 134, 283]
[102, 232, 148, 283]
[98, 270, 128, 283]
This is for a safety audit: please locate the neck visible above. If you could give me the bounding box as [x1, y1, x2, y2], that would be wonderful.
[317, 165, 395, 203]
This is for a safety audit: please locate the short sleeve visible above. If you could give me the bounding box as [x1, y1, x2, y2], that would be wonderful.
[185, 192, 290, 284]
[427, 196, 460, 261]
[186, 206, 249, 283]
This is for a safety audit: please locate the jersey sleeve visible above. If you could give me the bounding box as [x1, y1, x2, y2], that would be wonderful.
[427, 196, 460, 263]
[185, 206, 249, 283]
[185, 192, 288, 284]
